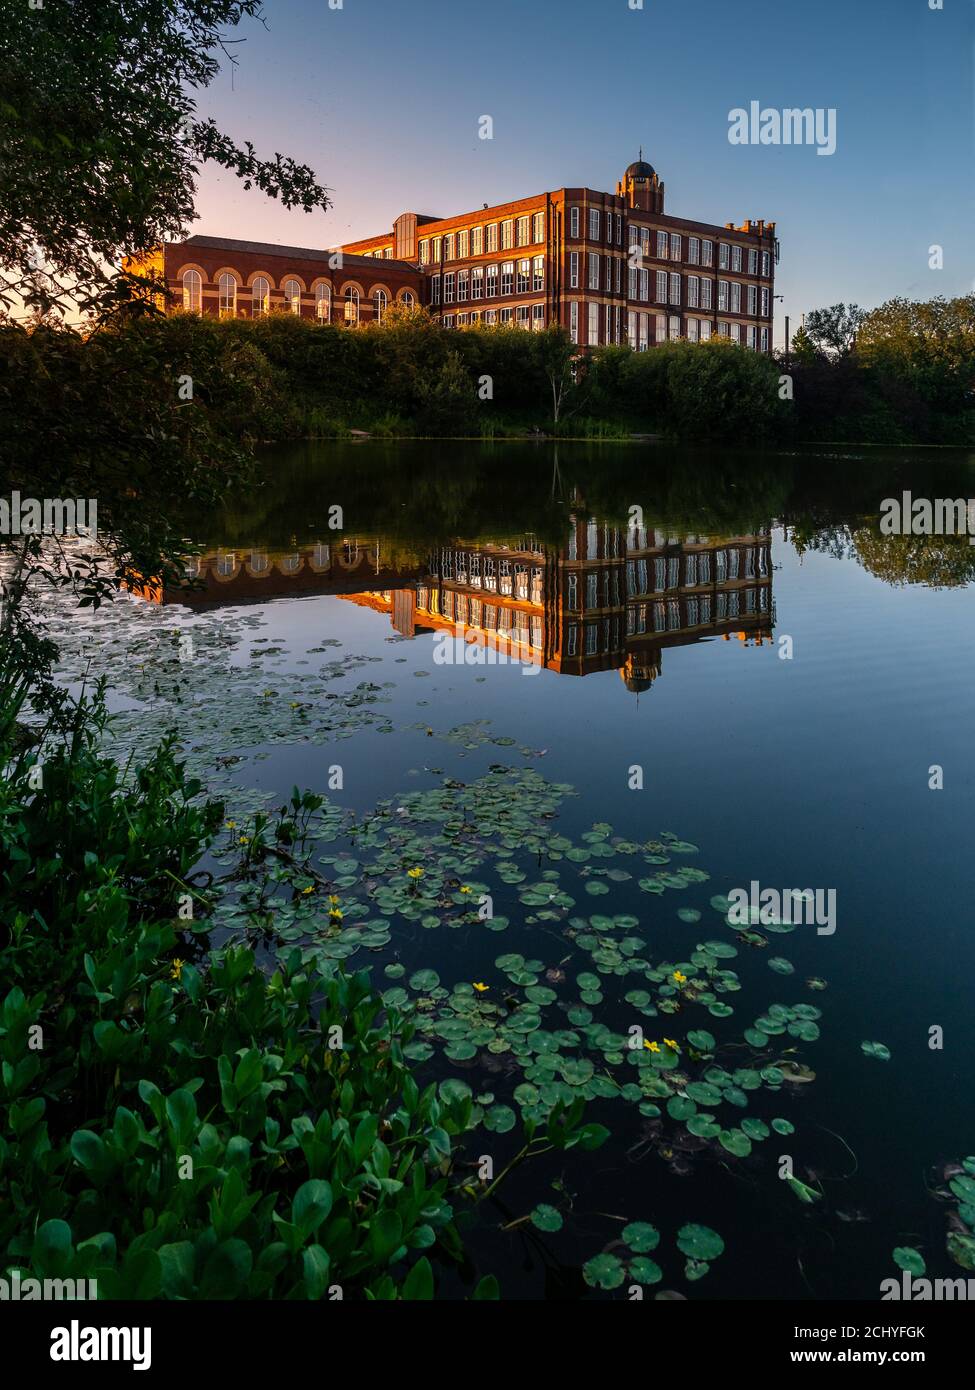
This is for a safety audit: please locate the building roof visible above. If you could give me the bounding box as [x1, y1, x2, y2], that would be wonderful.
[626, 159, 656, 179]
[179, 234, 414, 268]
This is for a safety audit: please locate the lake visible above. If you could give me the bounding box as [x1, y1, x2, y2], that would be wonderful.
[52, 440, 975, 1299]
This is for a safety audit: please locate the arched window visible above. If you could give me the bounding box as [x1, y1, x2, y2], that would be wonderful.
[373, 288, 387, 323]
[316, 283, 331, 322]
[400, 291, 415, 309]
[251, 276, 269, 316]
[218, 273, 237, 317]
[182, 269, 202, 312]
[344, 288, 359, 325]
[283, 278, 301, 315]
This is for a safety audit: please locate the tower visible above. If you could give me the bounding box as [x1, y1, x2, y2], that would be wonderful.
[617, 149, 665, 214]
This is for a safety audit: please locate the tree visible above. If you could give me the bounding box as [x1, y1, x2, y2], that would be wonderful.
[535, 326, 582, 426]
[802, 303, 866, 358]
[0, 2, 330, 318]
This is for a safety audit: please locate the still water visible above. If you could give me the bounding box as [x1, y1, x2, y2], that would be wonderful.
[74, 441, 975, 1299]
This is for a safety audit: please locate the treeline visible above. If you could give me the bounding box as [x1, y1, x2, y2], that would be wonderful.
[2, 293, 972, 451]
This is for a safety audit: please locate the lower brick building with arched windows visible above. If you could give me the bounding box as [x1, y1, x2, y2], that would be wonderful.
[151, 235, 422, 323]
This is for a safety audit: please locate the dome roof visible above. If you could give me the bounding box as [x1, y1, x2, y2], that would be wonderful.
[626, 158, 656, 180]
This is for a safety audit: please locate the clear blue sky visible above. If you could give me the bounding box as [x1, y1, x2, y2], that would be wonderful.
[193, 0, 974, 346]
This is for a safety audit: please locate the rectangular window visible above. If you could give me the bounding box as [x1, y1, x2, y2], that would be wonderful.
[516, 216, 530, 246]
[458, 230, 469, 258]
[432, 236, 442, 261]
[747, 284, 757, 315]
[501, 220, 513, 249]
[628, 267, 637, 300]
[486, 264, 498, 296]
[588, 302, 599, 345]
[761, 250, 771, 277]
[730, 321, 740, 343]
[487, 223, 499, 252]
[457, 312, 469, 326]
[517, 259, 530, 292]
[748, 248, 758, 275]
[532, 255, 544, 291]
[655, 270, 668, 302]
[687, 275, 700, 308]
[761, 287, 770, 317]
[670, 233, 682, 261]
[605, 257, 613, 292]
[655, 313, 667, 343]
[628, 311, 638, 349]
[701, 319, 712, 341]
[669, 315, 681, 339]
[500, 306, 512, 323]
[570, 206, 580, 238]
[532, 211, 545, 243]
[701, 278, 712, 310]
[719, 242, 730, 270]
[731, 244, 743, 273]
[718, 280, 729, 311]
[570, 301, 579, 343]
[516, 304, 530, 328]
[640, 227, 650, 257]
[702, 239, 714, 267]
[761, 326, 769, 351]
[431, 273, 441, 305]
[730, 281, 741, 313]
[419, 240, 429, 265]
[457, 270, 468, 302]
[589, 208, 600, 240]
[615, 257, 621, 292]
[472, 267, 484, 299]
[472, 226, 483, 256]
[639, 267, 649, 300]
[687, 317, 700, 342]
[669, 272, 681, 305]
[616, 212, 623, 244]
[588, 252, 600, 290]
[639, 311, 648, 350]
[485, 308, 497, 324]
[532, 303, 545, 330]
[586, 572, 598, 608]
[569, 251, 579, 288]
[656, 230, 668, 259]
[501, 261, 514, 295]
[443, 272, 455, 303]
[747, 324, 758, 349]
[688, 236, 700, 265]
[444, 234, 455, 261]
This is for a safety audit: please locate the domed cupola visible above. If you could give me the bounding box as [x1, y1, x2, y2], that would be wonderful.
[617, 149, 665, 214]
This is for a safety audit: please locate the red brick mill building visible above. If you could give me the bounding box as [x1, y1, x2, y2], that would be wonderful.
[155, 155, 779, 351]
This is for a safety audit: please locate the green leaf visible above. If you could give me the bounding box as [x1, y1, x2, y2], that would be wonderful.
[401, 1256, 434, 1300]
[292, 1179, 333, 1237]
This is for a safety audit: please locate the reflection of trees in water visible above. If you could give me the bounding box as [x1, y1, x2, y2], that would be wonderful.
[790, 522, 975, 589]
[851, 529, 975, 589]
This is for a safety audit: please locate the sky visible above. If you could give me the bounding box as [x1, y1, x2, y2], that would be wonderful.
[191, 0, 974, 347]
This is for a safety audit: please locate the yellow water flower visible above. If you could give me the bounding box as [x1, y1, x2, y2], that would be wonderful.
[302, 885, 314, 895]
[329, 894, 341, 906]
[664, 1037, 680, 1051]
[329, 909, 344, 922]
[473, 982, 489, 993]
[407, 867, 424, 880]
[673, 970, 687, 985]
[170, 958, 185, 981]
[225, 820, 236, 830]
[239, 835, 250, 845]
[459, 885, 472, 895]
[644, 1040, 660, 1053]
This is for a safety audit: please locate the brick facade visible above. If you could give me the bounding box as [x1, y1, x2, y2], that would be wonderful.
[160, 158, 778, 351]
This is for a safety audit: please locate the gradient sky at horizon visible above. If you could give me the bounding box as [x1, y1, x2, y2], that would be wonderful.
[191, 0, 974, 345]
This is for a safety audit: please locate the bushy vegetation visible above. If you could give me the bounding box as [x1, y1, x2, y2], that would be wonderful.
[3, 295, 970, 452]
[0, 675, 502, 1299]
